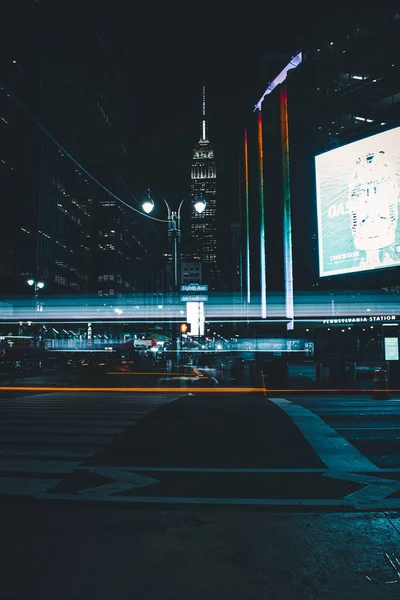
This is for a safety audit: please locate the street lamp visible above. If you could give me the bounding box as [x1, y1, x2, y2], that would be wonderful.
[27, 278, 45, 312]
[142, 191, 206, 290]
[142, 191, 154, 215]
[27, 278, 45, 296]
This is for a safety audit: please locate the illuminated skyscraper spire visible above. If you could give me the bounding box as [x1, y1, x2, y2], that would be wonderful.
[190, 85, 219, 287]
[201, 85, 208, 142]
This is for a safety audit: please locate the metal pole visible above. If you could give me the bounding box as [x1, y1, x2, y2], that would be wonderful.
[244, 128, 251, 304]
[173, 228, 178, 289]
[175, 199, 184, 291]
[175, 202, 183, 370]
[238, 156, 244, 305]
[257, 110, 267, 319]
[34, 282, 40, 315]
[280, 85, 294, 330]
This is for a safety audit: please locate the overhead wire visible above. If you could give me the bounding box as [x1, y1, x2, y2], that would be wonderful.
[0, 79, 169, 223]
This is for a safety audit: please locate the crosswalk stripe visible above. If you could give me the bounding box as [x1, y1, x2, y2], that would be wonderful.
[0, 448, 96, 458]
[0, 434, 113, 444]
[0, 409, 150, 414]
[0, 419, 138, 426]
[0, 396, 173, 404]
[0, 426, 125, 435]
[269, 397, 379, 472]
[0, 459, 81, 473]
[0, 404, 173, 408]
[1, 403, 158, 409]
[0, 391, 180, 498]
[0, 477, 61, 495]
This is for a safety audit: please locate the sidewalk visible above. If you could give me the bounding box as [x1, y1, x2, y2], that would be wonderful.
[0, 502, 399, 599]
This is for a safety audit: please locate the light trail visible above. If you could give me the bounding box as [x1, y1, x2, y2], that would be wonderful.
[0, 290, 398, 321]
[0, 386, 399, 393]
[0, 386, 267, 393]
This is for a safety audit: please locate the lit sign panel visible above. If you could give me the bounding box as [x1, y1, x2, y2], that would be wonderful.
[186, 301, 205, 336]
[180, 284, 208, 292]
[180, 295, 208, 302]
[322, 315, 397, 325]
[257, 338, 314, 355]
[315, 126, 400, 277]
[384, 337, 399, 361]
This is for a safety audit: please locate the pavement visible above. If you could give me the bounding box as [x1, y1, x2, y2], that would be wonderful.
[0, 388, 400, 598]
[1, 504, 400, 599]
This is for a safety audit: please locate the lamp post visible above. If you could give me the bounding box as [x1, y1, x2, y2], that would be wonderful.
[26, 278, 45, 345]
[27, 278, 45, 304]
[142, 190, 206, 290]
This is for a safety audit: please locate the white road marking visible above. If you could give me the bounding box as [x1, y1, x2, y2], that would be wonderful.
[0, 448, 95, 458]
[32, 493, 400, 508]
[0, 434, 112, 444]
[336, 427, 400, 430]
[0, 459, 81, 473]
[83, 466, 400, 473]
[269, 397, 379, 472]
[0, 426, 125, 435]
[0, 477, 61, 495]
[77, 467, 160, 497]
[0, 419, 138, 426]
[324, 471, 400, 509]
[269, 397, 400, 507]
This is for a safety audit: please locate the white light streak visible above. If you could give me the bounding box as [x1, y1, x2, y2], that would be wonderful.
[254, 52, 303, 111]
[0, 291, 398, 322]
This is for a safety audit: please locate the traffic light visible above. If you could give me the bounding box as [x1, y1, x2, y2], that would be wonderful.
[179, 322, 190, 334]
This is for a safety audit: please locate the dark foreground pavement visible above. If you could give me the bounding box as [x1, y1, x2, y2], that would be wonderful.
[1, 390, 400, 598]
[1, 503, 400, 599]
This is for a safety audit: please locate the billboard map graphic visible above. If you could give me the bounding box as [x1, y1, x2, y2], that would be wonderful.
[316, 126, 400, 277]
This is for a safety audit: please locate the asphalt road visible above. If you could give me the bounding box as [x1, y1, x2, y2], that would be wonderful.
[1, 388, 400, 599]
[0, 388, 399, 508]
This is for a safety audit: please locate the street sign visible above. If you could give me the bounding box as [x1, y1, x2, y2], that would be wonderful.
[384, 337, 399, 361]
[180, 284, 208, 292]
[180, 295, 208, 302]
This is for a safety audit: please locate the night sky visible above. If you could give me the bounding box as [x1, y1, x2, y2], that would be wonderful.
[108, 3, 370, 215]
[3, 1, 376, 221]
[123, 6, 304, 210]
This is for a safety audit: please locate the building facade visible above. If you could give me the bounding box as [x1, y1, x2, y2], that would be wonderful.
[180, 260, 202, 286]
[253, 7, 400, 294]
[189, 86, 220, 289]
[297, 7, 400, 291]
[0, 80, 38, 294]
[0, 5, 158, 296]
[95, 176, 156, 297]
[36, 141, 95, 293]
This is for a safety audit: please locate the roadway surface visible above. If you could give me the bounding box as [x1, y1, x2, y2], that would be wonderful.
[1, 381, 400, 598]
[0, 384, 400, 508]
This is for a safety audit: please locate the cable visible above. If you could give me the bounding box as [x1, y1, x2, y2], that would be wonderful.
[0, 80, 169, 223]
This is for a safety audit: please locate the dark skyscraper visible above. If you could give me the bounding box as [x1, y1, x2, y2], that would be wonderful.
[0, 6, 158, 296]
[189, 86, 220, 289]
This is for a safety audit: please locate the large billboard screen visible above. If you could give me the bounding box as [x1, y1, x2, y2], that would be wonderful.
[316, 126, 400, 277]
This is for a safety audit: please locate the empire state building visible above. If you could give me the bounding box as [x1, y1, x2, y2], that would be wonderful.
[190, 86, 220, 287]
